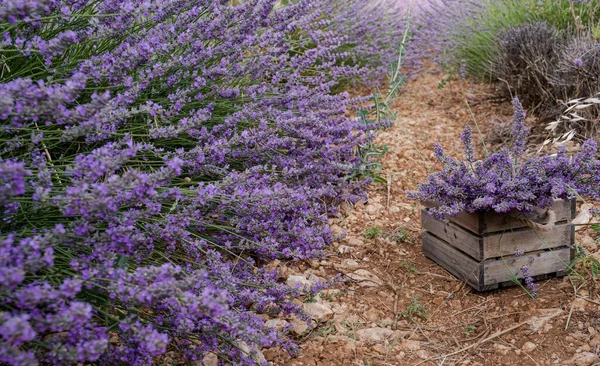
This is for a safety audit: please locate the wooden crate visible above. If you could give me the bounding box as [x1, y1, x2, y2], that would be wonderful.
[421, 200, 576, 291]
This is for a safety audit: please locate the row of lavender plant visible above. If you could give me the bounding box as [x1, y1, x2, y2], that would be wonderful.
[0, 1, 407, 364]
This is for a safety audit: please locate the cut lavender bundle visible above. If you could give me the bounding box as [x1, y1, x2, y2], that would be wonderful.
[408, 97, 600, 220]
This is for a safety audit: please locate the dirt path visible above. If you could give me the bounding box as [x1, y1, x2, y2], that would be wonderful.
[265, 70, 600, 366]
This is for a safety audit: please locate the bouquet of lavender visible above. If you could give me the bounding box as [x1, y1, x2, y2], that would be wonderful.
[408, 98, 600, 219]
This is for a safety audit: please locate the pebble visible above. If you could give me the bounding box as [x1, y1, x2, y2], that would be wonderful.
[289, 318, 310, 336]
[566, 352, 599, 366]
[202, 353, 219, 366]
[402, 340, 421, 351]
[365, 203, 385, 215]
[303, 302, 334, 321]
[346, 237, 364, 246]
[339, 258, 360, 270]
[346, 269, 383, 287]
[522, 341, 537, 352]
[264, 319, 288, 331]
[581, 236, 597, 251]
[286, 275, 313, 290]
[337, 245, 354, 254]
[355, 327, 398, 342]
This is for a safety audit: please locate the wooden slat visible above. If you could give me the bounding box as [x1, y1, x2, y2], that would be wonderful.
[422, 231, 481, 289]
[423, 199, 575, 235]
[421, 209, 483, 260]
[483, 247, 572, 286]
[482, 223, 574, 259]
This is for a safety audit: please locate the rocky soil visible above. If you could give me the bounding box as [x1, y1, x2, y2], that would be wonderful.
[208, 69, 600, 366]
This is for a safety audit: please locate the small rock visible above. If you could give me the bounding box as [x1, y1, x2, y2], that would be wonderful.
[574, 204, 594, 231]
[522, 341, 537, 352]
[494, 343, 510, 355]
[416, 350, 429, 359]
[355, 327, 397, 342]
[265, 319, 288, 331]
[527, 308, 564, 333]
[432, 297, 444, 306]
[289, 318, 309, 336]
[339, 259, 360, 270]
[372, 344, 387, 355]
[303, 302, 334, 321]
[346, 237, 364, 246]
[581, 236, 597, 251]
[389, 206, 401, 213]
[401, 340, 421, 351]
[337, 245, 353, 254]
[346, 269, 383, 287]
[365, 203, 385, 215]
[202, 353, 219, 366]
[566, 352, 599, 366]
[286, 275, 312, 290]
[266, 260, 280, 271]
[450, 300, 462, 311]
[262, 348, 279, 362]
[590, 334, 600, 347]
[573, 297, 588, 312]
[330, 225, 345, 236]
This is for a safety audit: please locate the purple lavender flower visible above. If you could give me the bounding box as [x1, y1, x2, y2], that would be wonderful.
[409, 96, 600, 219]
[573, 58, 584, 67]
[0, 0, 409, 364]
[520, 265, 538, 298]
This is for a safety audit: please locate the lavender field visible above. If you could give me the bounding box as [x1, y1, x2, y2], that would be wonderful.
[1, 1, 600, 365]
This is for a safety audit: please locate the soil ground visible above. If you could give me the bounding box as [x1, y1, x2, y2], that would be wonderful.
[265, 68, 600, 366]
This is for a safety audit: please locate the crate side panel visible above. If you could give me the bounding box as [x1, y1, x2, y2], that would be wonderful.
[481, 199, 574, 234]
[482, 223, 574, 259]
[421, 201, 483, 234]
[422, 232, 481, 290]
[421, 209, 483, 260]
[483, 247, 572, 286]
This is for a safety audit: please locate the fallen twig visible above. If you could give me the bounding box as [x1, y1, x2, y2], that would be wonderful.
[413, 321, 527, 365]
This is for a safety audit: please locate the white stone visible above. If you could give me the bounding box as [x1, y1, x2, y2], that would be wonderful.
[567, 352, 599, 366]
[347, 269, 383, 287]
[581, 236, 597, 251]
[202, 353, 219, 366]
[527, 308, 563, 333]
[416, 350, 429, 359]
[339, 259, 360, 270]
[238, 342, 266, 364]
[286, 275, 311, 290]
[346, 237, 364, 246]
[574, 204, 594, 231]
[264, 319, 288, 331]
[355, 327, 399, 342]
[289, 318, 309, 336]
[522, 341, 537, 352]
[337, 245, 354, 254]
[303, 302, 334, 321]
[365, 203, 385, 215]
[401, 340, 421, 351]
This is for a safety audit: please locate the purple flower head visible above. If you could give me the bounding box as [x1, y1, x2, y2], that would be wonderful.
[573, 58, 584, 67]
[461, 125, 475, 162]
[510, 97, 528, 159]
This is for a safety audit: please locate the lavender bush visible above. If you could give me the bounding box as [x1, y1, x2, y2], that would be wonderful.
[408, 98, 600, 219]
[0, 0, 408, 364]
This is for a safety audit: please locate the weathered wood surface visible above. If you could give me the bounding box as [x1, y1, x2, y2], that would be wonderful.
[483, 247, 572, 287]
[423, 230, 573, 291]
[422, 199, 575, 235]
[422, 209, 574, 261]
[422, 232, 481, 289]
